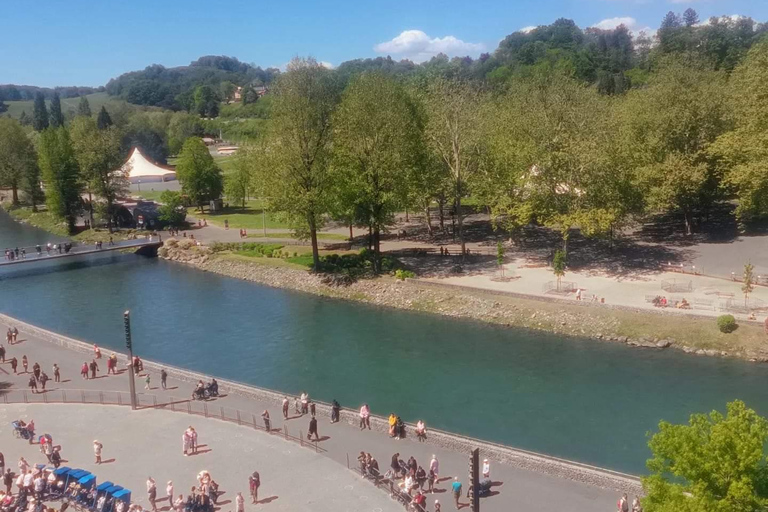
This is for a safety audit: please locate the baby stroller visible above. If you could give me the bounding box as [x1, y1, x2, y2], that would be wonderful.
[11, 421, 34, 441]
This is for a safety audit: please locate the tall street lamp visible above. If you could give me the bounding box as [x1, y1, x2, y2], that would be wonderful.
[123, 310, 137, 410]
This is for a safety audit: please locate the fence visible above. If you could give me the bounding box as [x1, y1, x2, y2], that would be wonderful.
[1, 389, 325, 454]
[661, 279, 693, 293]
[542, 280, 577, 294]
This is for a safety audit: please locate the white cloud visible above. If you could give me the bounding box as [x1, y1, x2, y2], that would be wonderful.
[696, 14, 747, 25]
[373, 30, 485, 63]
[591, 16, 654, 36]
[520, 26, 537, 33]
[318, 61, 334, 69]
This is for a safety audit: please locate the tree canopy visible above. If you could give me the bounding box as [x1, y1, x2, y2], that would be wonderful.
[175, 137, 224, 210]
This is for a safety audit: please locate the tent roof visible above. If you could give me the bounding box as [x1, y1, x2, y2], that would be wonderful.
[123, 147, 176, 179]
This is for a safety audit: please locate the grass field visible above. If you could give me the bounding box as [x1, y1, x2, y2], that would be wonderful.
[246, 231, 347, 241]
[193, 200, 291, 230]
[4, 92, 129, 120]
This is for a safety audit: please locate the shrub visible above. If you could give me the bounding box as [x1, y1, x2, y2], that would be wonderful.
[395, 269, 415, 280]
[717, 315, 737, 333]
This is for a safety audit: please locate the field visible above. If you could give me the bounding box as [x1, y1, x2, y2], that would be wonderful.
[193, 200, 291, 230]
[4, 92, 128, 120]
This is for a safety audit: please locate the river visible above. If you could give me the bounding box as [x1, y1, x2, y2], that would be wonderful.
[1, 209, 767, 475]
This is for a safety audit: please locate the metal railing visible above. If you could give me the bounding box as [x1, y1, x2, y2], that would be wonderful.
[1, 389, 325, 453]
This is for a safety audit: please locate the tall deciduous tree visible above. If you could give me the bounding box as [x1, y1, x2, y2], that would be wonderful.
[620, 59, 729, 235]
[710, 40, 768, 224]
[32, 92, 49, 132]
[38, 127, 82, 233]
[332, 72, 417, 271]
[423, 78, 486, 258]
[70, 116, 127, 230]
[0, 118, 40, 207]
[77, 96, 92, 117]
[642, 400, 768, 512]
[175, 137, 224, 211]
[258, 57, 339, 269]
[49, 92, 64, 128]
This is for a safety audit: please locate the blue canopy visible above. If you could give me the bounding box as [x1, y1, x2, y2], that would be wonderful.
[54, 467, 71, 476]
[113, 489, 131, 502]
[105, 485, 124, 495]
[96, 482, 114, 492]
[78, 474, 96, 486]
[70, 470, 90, 480]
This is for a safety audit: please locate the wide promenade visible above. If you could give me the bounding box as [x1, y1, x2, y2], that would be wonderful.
[0, 315, 627, 511]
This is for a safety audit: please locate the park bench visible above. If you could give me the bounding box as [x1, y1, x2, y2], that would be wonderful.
[693, 298, 714, 310]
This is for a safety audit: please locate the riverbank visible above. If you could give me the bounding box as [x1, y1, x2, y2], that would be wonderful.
[0, 311, 640, 499]
[160, 240, 768, 363]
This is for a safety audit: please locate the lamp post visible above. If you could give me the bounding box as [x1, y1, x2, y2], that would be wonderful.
[137, 179, 142, 192]
[123, 310, 137, 410]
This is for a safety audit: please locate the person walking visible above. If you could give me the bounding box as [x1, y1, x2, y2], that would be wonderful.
[53, 364, 60, 382]
[166, 481, 174, 508]
[9, 357, 17, 374]
[90, 359, 99, 379]
[235, 492, 244, 512]
[81, 362, 89, 380]
[482, 459, 490, 479]
[22, 355, 28, 373]
[359, 404, 371, 430]
[331, 399, 340, 423]
[160, 369, 168, 390]
[632, 495, 643, 512]
[618, 493, 629, 512]
[261, 410, 271, 432]
[93, 440, 103, 464]
[147, 477, 158, 512]
[182, 430, 191, 456]
[0, 343, 5, 363]
[93, 344, 101, 359]
[144, 373, 151, 390]
[248, 472, 260, 504]
[307, 416, 319, 441]
[3, 469, 12, 495]
[28, 375, 38, 394]
[0, 451, 4, 476]
[429, 455, 439, 481]
[434, 499, 441, 512]
[282, 397, 289, 419]
[39, 372, 49, 391]
[451, 478, 462, 509]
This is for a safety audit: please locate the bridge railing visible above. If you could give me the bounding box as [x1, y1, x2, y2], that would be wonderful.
[1, 236, 161, 259]
[1, 388, 324, 453]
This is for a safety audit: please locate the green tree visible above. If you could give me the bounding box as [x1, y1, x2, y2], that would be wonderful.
[96, 106, 113, 130]
[642, 400, 768, 512]
[77, 96, 92, 117]
[620, 59, 729, 235]
[743, 262, 755, 308]
[158, 190, 186, 227]
[32, 92, 49, 132]
[553, 249, 566, 291]
[710, 40, 768, 224]
[70, 117, 127, 230]
[18, 111, 30, 126]
[497, 241, 505, 277]
[194, 85, 219, 118]
[257, 57, 339, 269]
[0, 99, 7, 114]
[175, 137, 224, 211]
[167, 112, 203, 156]
[0, 118, 39, 206]
[332, 72, 418, 271]
[49, 92, 64, 128]
[38, 127, 82, 233]
[423, 78, 487, 258]
[224, 150, 253, 209]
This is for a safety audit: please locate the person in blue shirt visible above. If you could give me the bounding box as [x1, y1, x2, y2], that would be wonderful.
[451, 477, 462, 509]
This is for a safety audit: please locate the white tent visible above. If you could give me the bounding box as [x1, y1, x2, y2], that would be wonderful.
[123, 147, 177, 183]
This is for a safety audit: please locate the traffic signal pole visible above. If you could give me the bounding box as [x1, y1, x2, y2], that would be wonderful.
[124, 310, 137, 410]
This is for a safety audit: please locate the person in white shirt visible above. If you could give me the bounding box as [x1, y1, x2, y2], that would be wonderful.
[482, 459, 490, 479]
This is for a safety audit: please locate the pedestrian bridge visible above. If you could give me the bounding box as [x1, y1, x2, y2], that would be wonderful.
[0, 237, 163, 267]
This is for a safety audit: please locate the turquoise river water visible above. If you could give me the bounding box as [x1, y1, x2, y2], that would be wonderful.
[1, 210, 767, 475]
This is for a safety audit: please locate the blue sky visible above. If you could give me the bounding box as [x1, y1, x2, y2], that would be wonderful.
[1, 0, 766, 87]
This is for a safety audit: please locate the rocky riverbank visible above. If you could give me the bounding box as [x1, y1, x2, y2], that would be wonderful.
[160, 239, 768, 363]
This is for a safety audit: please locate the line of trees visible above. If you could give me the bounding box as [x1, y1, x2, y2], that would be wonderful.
[236, 39, 768, 271]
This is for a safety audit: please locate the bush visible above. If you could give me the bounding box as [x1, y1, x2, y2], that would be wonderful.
[717, 315, 737, 333]
[395, 269, 415, 281]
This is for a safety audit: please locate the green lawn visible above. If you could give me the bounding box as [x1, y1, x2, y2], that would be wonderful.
[4, 92, 129, 120]
[193, 200, 291, 230]
[246, 231, 347, 241]
[132, 190, 165, 202]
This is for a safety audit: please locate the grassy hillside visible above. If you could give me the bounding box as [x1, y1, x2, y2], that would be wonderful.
[4, 92, 126, 119]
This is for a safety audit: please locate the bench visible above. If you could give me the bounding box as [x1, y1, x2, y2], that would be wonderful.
[693, 298, 714, 310]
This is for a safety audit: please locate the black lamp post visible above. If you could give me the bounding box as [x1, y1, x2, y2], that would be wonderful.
[123, 310, 137, 410]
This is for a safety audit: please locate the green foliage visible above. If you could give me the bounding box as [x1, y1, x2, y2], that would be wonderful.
[496, 241, 505, 267]
[743, 262, 755, 307]
[193, 85, 219, 118]
[717, 314, 737, 333]
[553, 249, 566, 279]
[77, 96, 92, 117]
[157, 191, 187, 226]
[0, 118, 40, 207]
[37, 127, 82, 233]
[224, 151, 253, 209]
[642, 400, 768, 511]
[211, 241, 283, 256]
[175, 137, 224, 209]
[32, 92, 48, 132]
[96, 106, 112, 130]
[49, 93, 64, 128]
[167, 112, 203, 156]
[395, 269, 415, 280]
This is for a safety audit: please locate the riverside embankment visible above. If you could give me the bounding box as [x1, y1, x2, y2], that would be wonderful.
[0, 312, 640, 504]
[160, 239, 768, 363]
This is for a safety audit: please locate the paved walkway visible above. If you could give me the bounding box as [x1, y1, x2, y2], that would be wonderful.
[0, 321, 621, 512]
[1, 403, 398, 512]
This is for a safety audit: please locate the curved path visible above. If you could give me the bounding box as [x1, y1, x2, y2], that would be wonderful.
[1, 403, 398, 512]
[0, 316, 624, 511]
